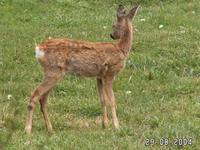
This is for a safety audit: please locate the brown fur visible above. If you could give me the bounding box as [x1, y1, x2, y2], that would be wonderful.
[25, 5, 140, 134]
[38, 39, 125, 77]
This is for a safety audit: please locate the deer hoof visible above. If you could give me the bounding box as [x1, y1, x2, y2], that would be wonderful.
[113, 121, 120, 130]
[25, 126, 32, 134]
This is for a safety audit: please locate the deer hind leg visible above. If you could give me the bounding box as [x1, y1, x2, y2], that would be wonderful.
[39, 89, 53, 133]
[25, 73, 63, 134]
[97, 78, 109, 128]
[103, 76, 119, 129]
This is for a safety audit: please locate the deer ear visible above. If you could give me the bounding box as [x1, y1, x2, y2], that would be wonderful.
[117, 5, 126, 19]
[127, 5, 140, 20]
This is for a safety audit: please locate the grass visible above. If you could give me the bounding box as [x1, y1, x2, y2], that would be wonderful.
[0, 0, 200, 149]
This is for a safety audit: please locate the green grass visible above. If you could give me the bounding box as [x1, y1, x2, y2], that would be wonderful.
[1, 0, 200, 149]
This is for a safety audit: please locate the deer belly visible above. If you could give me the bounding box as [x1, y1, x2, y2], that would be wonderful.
[66, 58, 101, 77]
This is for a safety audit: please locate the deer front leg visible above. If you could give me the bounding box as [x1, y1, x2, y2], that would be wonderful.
[97, 78, 109, 128]
[39, 89, 53, 133]
[25, 76, 61, 134]
[103, 76, 119, 130]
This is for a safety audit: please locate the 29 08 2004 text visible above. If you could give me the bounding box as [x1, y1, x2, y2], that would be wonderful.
[145, 138, 192, 146]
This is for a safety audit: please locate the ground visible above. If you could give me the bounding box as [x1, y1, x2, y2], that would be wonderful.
[0, 0, 200, 149]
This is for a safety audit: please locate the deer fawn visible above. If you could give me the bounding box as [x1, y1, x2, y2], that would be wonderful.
[25, 5, 140, 134]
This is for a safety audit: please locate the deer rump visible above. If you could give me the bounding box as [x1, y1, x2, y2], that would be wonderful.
[37, 39, 125, 77]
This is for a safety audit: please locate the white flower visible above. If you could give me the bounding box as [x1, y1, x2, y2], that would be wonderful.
[180, 30, 186, 33]
[159, 24, 164, 29]
[126, 91, 132, 94]
[192, 11, 195, 14]
[140, 18, 145, 22]
[24, 140, 31, 146]
[180, 26, 186, 34]
[7, 94, 12, 100]
[103, 26, 107, 29]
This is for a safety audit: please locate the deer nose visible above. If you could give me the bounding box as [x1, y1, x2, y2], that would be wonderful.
[110, 34, 115, 39]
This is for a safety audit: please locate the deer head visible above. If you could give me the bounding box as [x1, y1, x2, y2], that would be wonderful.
[110, 5, 140, 40]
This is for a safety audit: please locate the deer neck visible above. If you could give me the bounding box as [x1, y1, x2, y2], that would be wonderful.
[118, 21, 132, 56]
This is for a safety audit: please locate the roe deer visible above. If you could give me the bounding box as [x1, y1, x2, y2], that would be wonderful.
[25, 5, 140, 134]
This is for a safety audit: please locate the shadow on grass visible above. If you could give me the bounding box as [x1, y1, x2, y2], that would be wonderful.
[48, 106, 102, 131]
[75, 106, 101, 118]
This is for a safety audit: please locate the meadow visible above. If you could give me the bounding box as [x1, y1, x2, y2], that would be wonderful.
[0, 0, 200, 149]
